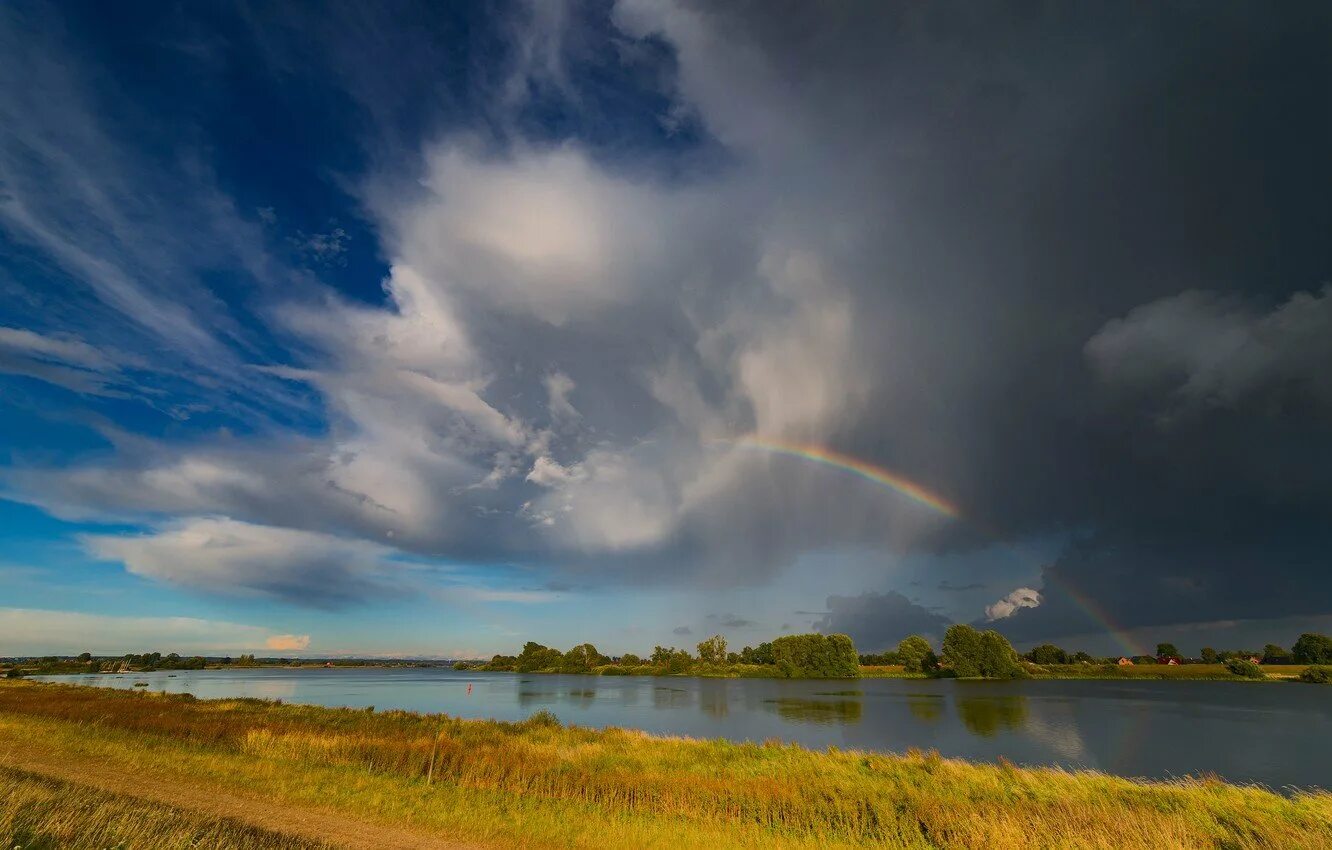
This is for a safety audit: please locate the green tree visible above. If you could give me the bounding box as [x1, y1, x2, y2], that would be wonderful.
[738, 643, 775, 665]
[559, 643, 604, 673]
[942, 624, 984, 678]
[1155, 643, 1180, 659]
[77, 652, 92, 662]
[1200, 647, 1218, 664]
[1262, 644, 1293, 665]
[978, 630, 1023, 678]
[618, 653, 642, 666]
[650, 646, 692, 673]
[1292, 633, 1332, 665]
[696, 635, 728, 665]
[517, 641, 562, 672]
[1025, 643, 1068, 665]
[896, 635, 936, 673]
[770, 633, 859, 678]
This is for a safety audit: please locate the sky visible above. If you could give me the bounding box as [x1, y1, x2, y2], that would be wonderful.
[2, 1, 1330, 659]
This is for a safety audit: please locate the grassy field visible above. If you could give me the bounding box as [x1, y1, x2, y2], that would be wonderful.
[2, 680, 1330, 849]
[1, 764, 328, 850]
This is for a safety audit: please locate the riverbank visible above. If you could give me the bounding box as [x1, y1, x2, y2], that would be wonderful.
[463, 661, 1318, 681]
[3, 680, 1330, 849]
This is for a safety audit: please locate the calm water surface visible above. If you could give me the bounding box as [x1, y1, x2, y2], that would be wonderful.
[39, 668, 1331, 790]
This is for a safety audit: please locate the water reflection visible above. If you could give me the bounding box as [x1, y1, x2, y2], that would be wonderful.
[765, 697, 863, 724]
[517, 690, 559, 707]
[653, 686, 690, 709]
[956, 695, 1028, 737]
[699, 680, 731, 718]
[906, 693, 944, 722]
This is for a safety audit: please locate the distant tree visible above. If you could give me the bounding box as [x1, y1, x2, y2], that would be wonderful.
[5, 668, 22, 679]
[1155, 643, 1180, 659]
[1199, 647, 1218, 664]
[738, 642, 775, 665]
[942, 624, 984, 678]
[897, 636, 936, 673]
[978, 630, 1023, 678]
[618, 653, 642, 667]
[517, 642, 562, 672]
[77, 652, 92, 662]
[942, 625, 1022, 678]
[559, 643, 605, 673]
[1292, 633, 1332, 665]
[1025, 643, 1068, 665]
[859, 651, 900, 665]
[1071, 651, 1094, 664]
[696, 635, 728, 665]
[1262, 644, 1293, 665]
[650, 646, 692, 673]
[770, 633, 860, 678]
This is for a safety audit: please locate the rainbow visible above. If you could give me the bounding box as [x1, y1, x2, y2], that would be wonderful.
[721, 433, 1143, 656]
[727, 435, 960, 518]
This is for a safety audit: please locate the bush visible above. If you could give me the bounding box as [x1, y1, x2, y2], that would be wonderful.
[1298, 666, 1330, 684]
[524, 709, 561, 728]
[1224, 658, 1265, 679]
[598, 665, 629, 676]
[4, 668, 22, 679]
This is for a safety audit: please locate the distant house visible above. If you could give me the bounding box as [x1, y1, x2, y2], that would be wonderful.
[1249, 656, 1261, 664]
[1157, 655, 1181, 665]
[1165, 657, 1179, 666]
[1117, 657, 1133, 666]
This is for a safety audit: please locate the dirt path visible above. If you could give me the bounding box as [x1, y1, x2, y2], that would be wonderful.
[1, 742, 488, 850]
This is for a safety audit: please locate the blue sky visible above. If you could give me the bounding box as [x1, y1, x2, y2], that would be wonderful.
[3, 2, 1331, 658]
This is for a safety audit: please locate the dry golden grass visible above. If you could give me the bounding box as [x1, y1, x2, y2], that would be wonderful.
[1, 680, 1329, 849]
[0, 764, 328, 850]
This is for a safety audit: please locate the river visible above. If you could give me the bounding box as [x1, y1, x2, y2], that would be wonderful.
[36, 667, 1331, 790]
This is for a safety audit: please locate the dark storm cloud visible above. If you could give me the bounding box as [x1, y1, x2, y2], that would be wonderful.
[3, 1, 1330, 640]
[813, 591, 951, 651]
[938, 581, 986, 592]
[705, 613, 757, 629]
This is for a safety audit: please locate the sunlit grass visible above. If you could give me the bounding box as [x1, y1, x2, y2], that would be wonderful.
[0, 764, 328, 850]
[2, 681, 1330, 849]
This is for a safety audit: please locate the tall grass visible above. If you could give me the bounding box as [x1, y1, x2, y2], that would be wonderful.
[2, 681, 1331, 849]
[0, 765, 327, 850]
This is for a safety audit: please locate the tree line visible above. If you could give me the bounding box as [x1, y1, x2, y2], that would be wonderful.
[859, 631, 1332, 671]
[467, 632, 862, 679]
